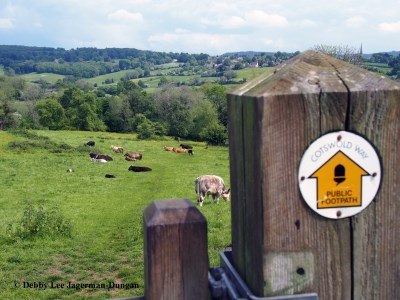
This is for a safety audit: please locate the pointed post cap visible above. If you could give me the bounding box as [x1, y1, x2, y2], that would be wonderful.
[230, 50, 400, 98]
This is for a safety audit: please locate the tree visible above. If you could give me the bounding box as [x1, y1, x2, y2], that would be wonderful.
[60, 88, 106, 131]
[312, 44, 363, 64]
[104, 96, 133, 132]
[0, 100, 18, 129]
[154, 86, 203, 138]
[200, 83, 228, 127]
[36, 99, 66, 129]
[124, 87, 155, 118]
[200, 122, 227, 145]
[189, 99, 219, 140]
[158, 76, 169, 87]
[136, 118, 154, 139]
[135, 114, 167, 139]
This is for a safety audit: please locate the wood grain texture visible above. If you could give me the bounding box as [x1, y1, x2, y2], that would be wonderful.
[228, 51, 400, 299]
[143, 199, 209, 300]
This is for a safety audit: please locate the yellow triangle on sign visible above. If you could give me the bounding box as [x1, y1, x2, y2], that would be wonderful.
[309, 151, 370, 209]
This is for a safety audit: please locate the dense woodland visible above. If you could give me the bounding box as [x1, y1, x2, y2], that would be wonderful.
[0, 45, 398, 144]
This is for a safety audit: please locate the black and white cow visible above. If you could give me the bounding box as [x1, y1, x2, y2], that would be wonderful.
[89, 152, 113, 161]
[194, 175, 230, 207]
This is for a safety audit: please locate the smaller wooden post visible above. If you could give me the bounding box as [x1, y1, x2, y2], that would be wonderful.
[143, 199, 209, 300]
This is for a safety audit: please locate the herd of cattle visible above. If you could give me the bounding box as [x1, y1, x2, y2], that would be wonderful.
[81, 140, 230, 206]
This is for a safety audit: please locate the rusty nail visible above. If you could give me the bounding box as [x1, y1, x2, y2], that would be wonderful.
[372, 172, 377, 177]
[337, 135, 342, 141]
[300, 176, 305, 181]
[336, 210, 342, 218]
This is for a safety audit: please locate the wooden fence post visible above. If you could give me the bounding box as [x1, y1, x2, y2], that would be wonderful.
[143, 199, 209, 300]
[227, 51, 400, 298]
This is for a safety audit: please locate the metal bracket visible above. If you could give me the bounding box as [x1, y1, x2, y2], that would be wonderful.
[208, 250, 319, 300]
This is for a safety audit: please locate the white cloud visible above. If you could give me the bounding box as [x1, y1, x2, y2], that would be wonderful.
[148, 32, 287, 54]
[221, 16, 246, 29]
[378, 21, 400, 32]
[260, 38, 286, 49]
[294, 19, 317, 28]
[0, 18, 13, 29]
[175, 28, 190, 33]
[32, 21, 43, 28]
[107, 9, 143, 22]
[345, 16, 366, 28]
[200, 9, 288, 30]
[244, 10, 288, 28]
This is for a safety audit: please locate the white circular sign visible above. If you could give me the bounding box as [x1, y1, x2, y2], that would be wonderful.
[298, 131, 381, 219]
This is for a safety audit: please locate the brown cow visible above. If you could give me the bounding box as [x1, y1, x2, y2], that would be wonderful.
[173, 147, 188, 153]
[125, 152, 142, 161]
[111, 145, 124, 153]
[163, 146, 174, 152]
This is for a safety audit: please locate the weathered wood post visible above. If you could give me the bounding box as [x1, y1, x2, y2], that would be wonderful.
[227, 50, 400, 298]
[143, 199, 209, 300]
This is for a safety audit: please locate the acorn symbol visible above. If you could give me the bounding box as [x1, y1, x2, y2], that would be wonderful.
[334, 164, 346, 185]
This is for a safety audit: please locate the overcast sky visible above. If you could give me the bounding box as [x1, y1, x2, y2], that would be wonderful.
[0, 0, 399, 55]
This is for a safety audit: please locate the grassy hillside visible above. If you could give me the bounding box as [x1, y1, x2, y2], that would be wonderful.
[19, 73, 66, 84]
[0, 130, 231, 299]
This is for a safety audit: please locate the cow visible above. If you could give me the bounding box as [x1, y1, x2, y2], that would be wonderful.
[91, 158, 108, 163]
[125, 152, 142, 161]
[180, 143, 193, 149]
[86, 141, 95, 147]
[172, 147, 188, 153]
[188, 149, 194, 155]
[125, 156, 136, 162]
[163, 146, 174, 152]
[111, 145, 124, 153]
[194, 175, 230, 207]
[89, 153, 113, 161]
[128, 166, 152, 172]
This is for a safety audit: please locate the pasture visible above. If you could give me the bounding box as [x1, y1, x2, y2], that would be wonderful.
[0, 130, 231, 299]
[19, 73, 66, 84]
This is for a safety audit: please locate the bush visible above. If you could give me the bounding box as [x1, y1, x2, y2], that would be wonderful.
[6, 202, 73, 240]
[200, 122, 228, 145]
[135, 114, 167, 140]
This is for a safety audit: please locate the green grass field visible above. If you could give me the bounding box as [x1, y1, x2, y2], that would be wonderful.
[0, 130, 231, 299]
[19, 73, 66, 84]
[235, 67, 273, 81]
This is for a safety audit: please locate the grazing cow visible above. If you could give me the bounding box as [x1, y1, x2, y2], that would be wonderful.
[173, 147, 188, 153]
[125, 151, 142, 160]
[188, 149, 194, 155]
[163, 146, 174, 152]
[91, 158, 108, 163]
[66, 168, 74, 173]
[128, 166, 152, 172]
[89, 153, 113, 161]
[195, 175, 230, 207]
[86, 141, 95, 147]
[180, 144, 193, 149]
[105, 174, 116, 178]
[111, 145, 124, 153]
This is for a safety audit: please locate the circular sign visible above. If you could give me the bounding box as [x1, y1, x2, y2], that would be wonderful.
[298, 131, 381, 219]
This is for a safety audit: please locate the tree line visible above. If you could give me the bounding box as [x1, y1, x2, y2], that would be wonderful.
[367, 52, 400, 79]
[0, 45, 210, 78]
[0, 76, 228, 145]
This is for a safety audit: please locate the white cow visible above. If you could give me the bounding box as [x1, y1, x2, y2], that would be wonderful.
[194, 175, 230, 207]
